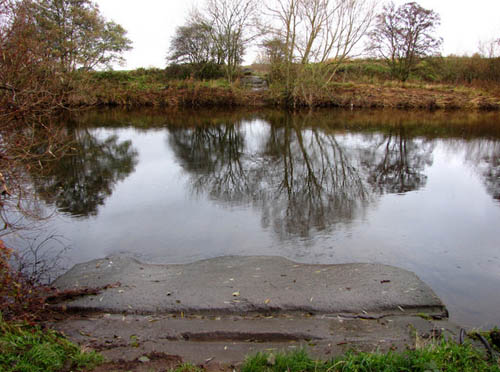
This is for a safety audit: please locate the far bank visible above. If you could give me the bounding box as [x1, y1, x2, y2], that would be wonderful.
[66, 67, 500, 111]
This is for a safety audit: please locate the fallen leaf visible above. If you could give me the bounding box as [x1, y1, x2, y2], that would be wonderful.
[265, 299, 271, 304]
[138, 356, 150, 363]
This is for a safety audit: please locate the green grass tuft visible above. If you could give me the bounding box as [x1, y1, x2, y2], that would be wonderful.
[170, 363, 204, 372]
[242, 340, 500, 372]
[0, 315, 103, 372]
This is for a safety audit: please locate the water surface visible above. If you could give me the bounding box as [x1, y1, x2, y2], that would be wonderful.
[8, 109, 500, 328]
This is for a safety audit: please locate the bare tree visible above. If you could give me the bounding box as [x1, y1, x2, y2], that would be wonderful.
[369, 2, 442, 82]
[263, 0, 377, 100]
[478, 37, 500, 58]
[205, 0, 259, 82]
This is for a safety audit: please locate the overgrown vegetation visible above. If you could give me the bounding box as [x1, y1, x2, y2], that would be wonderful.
[0, 239, 107, 371]
[0, 315, 103, 372]
[0, 240, 53, 323]
[242, 343, 500, 372]
[60, 56, 500, 110]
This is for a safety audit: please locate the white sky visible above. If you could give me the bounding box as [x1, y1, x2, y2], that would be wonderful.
[96, 0, 500, 70]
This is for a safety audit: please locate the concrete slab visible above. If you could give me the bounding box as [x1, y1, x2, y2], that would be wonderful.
[52, 255, 446, 317]
[51, 313, 462, 364]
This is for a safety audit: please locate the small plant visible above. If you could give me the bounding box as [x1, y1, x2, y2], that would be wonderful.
[171, 363, 204, 372]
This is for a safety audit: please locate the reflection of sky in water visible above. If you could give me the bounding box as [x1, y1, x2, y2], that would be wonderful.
[8, 116, 500, 328]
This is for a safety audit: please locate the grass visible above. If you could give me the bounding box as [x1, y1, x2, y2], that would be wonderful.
[64, 62, 500, 109]
[171, 364, 204, 372]
[470, 328, 500, 354]
[242, 341, 500, 372]
[0, 315, 103, 372]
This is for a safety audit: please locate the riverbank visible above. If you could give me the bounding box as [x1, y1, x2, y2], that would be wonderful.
[67, 70, 500, 110]
[2, 255, 500, 370]
[45, 255, 500, 370]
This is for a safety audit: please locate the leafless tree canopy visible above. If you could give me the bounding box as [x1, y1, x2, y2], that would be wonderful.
[204, 0, 260, 81]
[265, 0, 376, 64]
[368, 1, 442, 81]
[261, 0, 377, 100]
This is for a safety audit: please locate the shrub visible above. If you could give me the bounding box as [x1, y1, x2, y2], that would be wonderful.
[165, 62, 225, 81]
[0, 240, 50, 322]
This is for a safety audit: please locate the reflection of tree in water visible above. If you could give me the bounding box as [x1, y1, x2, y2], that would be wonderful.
[169, 125, 249, 202]
[360, 127, 434, 194]
[169, 115, 379, 239]
[462, 140, 500, 203]
[169, 115, 438, 239]
[34, 129, 138, 217]
[256, 118, 369, 239]
[483, 157, 500, 202]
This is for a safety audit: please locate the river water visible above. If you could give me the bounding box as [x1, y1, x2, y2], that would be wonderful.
[6, 108, 500, 328]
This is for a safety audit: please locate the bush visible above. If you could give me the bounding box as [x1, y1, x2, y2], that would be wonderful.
[165, 62, 225, 81]
[93, 70, 134, 83]
[0, 240, 50, 322]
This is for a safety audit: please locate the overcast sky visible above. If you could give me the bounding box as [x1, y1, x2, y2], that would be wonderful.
[96, 0, 500, 70]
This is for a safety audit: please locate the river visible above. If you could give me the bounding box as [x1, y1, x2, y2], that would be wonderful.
[5, 108, 500, 328]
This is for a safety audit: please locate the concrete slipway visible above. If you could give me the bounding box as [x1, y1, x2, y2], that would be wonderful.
[51, 255, 458, 365]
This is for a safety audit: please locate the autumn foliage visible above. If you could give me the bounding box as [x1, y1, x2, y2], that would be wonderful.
[0, 240, 52, 322]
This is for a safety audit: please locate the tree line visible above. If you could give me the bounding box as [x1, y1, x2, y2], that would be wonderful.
[165, 0, 499, 107]
[167, 0, 499, 89]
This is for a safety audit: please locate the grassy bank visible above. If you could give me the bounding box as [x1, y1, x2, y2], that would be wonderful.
[69, 73, 500, 110]
[242, 344, 500, 372]
[0, 316, 103, 372]
[63, 57, 500, 110]
[68, 70, 270, 108]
